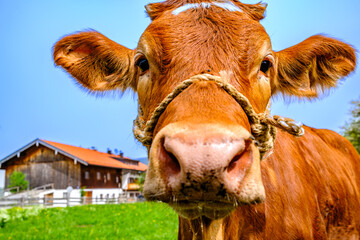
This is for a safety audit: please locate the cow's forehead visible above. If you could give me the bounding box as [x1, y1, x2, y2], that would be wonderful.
[139, 4, 271, 75]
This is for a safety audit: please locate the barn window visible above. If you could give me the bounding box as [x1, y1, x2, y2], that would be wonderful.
[97, 172, 101, 180]
[116, 176, 119, 183]
[84, 171, 89, 180]
[107, 172, 111, 180]
[129, 177, 135, 183]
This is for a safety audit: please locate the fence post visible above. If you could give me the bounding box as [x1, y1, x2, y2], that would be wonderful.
[43, 196, 46, 207]
[20, 196, 24, 208]
[67, 195, 70, 207]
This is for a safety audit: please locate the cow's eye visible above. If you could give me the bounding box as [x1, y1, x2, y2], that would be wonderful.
[136, 58, 149, 73]
[260, 60, 272, 74]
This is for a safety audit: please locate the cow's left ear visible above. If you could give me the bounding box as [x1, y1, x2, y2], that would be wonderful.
[272, 35, 356, 98]
[54, 31, 137, 93]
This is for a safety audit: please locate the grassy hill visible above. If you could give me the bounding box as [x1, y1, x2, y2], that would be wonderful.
[0, 202, 178, 240]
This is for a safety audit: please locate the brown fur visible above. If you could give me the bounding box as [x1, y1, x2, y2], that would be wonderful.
[53, 1, 360, 239]
[274, 35, 356, 98]
[145, 0, 267, 21]
[53, 31, 137, 92]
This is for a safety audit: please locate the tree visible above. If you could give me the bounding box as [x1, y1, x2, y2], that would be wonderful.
[7, 171, 29, 193]
[342, 99, 360, 154]
[136, 172, 146, 193]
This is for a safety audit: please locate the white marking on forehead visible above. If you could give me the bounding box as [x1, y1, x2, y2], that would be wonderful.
[212, 2, 242, 12]
[172, 3, 202, 15]
[172, 1, 243, 15]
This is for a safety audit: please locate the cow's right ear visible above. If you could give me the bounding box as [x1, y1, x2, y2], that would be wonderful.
[53, 31, 136, 92]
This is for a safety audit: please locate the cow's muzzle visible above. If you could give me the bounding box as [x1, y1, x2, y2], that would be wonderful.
[143, 123, 265, 219]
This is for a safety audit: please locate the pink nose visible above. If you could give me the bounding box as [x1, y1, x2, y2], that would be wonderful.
[158, 127, 254, 198]
[145, 123, 265, 219]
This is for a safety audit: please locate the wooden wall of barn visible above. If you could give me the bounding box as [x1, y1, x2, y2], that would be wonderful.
[2, 145, 81, 189]
[81, 165, 122, 189]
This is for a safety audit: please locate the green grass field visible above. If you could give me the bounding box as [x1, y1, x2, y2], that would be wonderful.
[0, 202, 178, 240]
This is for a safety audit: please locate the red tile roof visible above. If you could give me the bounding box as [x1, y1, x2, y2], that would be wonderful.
[41, 139, 147, 171]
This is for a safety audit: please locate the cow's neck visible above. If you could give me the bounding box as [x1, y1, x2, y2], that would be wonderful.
[204, 219, 224, 240]
[187, 217, 224, 240]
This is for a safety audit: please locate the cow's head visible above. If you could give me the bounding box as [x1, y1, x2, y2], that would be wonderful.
[54, 1, 356, 220]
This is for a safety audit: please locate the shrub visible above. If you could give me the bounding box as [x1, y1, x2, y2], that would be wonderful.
[80, 186, 86, 197]
[7, 171, 29, 193]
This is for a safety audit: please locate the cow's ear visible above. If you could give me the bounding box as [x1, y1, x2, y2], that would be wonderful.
[54, 31, 137, 92]
[272, 35, 356, 98]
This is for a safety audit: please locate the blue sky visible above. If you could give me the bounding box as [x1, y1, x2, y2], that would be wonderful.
[0, 0, 359, 160]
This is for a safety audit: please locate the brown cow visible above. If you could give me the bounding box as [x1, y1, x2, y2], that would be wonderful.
[53, 1, 360, 239]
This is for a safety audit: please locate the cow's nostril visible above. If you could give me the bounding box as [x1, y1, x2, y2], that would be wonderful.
[166, 150, 181, 174]
[160, 138, 181, 175]
[227, 152, 244, 173]
[226, 139, 252, 176]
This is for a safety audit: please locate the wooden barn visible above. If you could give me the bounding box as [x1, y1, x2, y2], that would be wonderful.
[0, 139, 147, 190]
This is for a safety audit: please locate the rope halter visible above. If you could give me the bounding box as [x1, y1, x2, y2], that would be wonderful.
[133, 74, 305, 160]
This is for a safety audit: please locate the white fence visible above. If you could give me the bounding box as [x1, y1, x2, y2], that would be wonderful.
[3, 183, 55, 197]
[0, 195, 143, 208]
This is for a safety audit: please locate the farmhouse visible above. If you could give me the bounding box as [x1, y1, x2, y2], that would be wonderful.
[0, 139, 147, 198]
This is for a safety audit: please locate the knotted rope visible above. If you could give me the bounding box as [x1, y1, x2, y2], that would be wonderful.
[133, 74, 304, 160]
